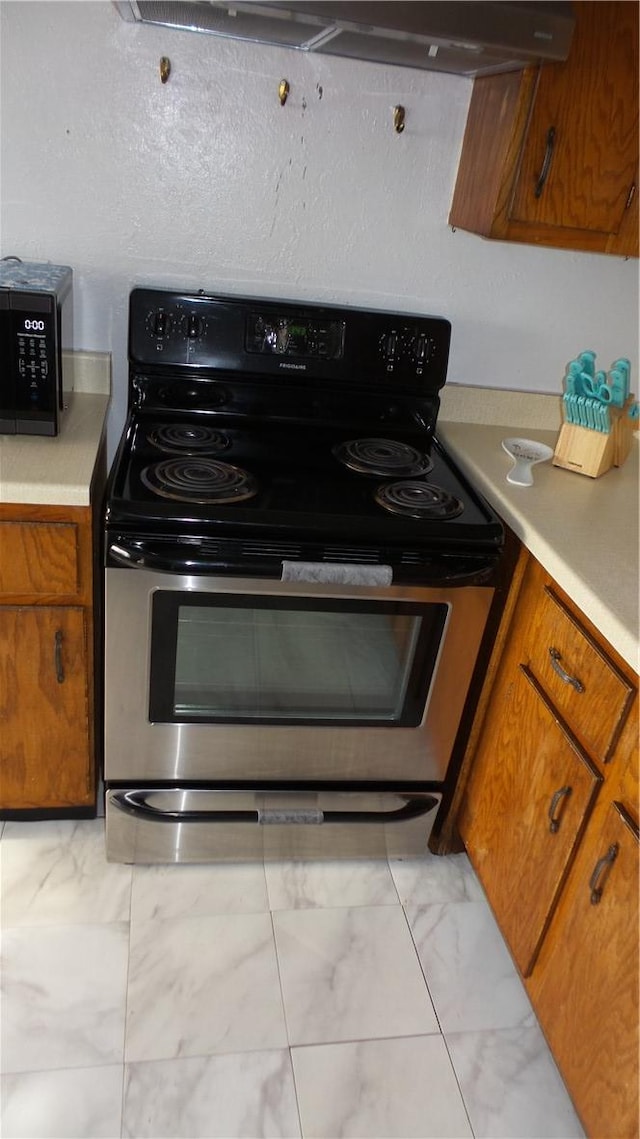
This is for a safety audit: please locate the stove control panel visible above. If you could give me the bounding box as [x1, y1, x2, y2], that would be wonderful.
[130, 288, 451, 393]
[378, 327, 437, 374]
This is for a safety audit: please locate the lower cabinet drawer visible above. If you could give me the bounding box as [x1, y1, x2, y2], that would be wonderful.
[526, 585, 634, 765]
[0, 522, 79, 598]
[460, 664, 602, 977]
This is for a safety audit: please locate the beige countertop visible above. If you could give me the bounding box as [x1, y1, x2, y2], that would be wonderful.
[0, 353, 110, 507]
[438, 385, 638, 673]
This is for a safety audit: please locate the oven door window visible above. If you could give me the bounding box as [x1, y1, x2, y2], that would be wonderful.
[149, 593, 448, 727]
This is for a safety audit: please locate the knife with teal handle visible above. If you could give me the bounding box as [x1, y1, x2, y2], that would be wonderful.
[578, 351, 597, 376]
[580, 371, 612, 403]
[611, 358, 630, 399]
[608, 363, 630, 407]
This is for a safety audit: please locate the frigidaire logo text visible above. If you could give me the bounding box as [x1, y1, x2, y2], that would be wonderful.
[279, 362, 307, 370]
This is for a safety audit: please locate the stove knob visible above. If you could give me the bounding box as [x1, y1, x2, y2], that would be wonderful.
[151, 311, 171, 339]
[185, 314, 203, 340]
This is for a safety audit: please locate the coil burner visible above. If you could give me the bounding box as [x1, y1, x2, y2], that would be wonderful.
[147, 424, 231, 454]
[375, 481, 464, 520]
[140, 457, 258, 504]
[334, 438, 433, 478]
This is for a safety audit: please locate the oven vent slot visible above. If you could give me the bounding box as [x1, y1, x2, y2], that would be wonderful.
[400, 550, 434, 565]
[240, 540, 304, 559]
[322, 546, 382, 564]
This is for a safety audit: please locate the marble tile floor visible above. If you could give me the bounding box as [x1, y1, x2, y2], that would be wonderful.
[0, 818, 585, 1139]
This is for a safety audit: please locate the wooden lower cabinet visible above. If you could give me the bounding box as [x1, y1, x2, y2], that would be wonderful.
[0, 606, 92, 808]
[457, 550, 639, 1138]
[459, 664, 602, 978]
[529, 797, 639, 1139]
[0, 493, 103, 815]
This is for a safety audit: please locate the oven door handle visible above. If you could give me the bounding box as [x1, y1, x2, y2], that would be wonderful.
[110, 789, 439, 825]
[107, 538, 192, 573]
[107, 539, 170, 574]
[107, 537, 498, 584]
[107, 537, 275, 577]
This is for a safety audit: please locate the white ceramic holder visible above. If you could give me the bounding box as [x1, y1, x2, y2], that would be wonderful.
[502, 437, 554, 486]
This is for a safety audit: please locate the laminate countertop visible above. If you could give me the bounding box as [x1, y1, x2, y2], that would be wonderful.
[0, 353, 110, 507]
[437, 385, 638, 673]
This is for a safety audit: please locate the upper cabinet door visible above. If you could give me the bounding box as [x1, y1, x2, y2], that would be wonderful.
[449, 1, 639, 255]
[510, 1, 639, 237]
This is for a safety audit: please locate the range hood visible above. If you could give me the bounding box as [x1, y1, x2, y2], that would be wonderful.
[115, 1, 575, 77]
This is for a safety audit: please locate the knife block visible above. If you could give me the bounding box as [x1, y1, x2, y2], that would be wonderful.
[553, 396, 638, 478]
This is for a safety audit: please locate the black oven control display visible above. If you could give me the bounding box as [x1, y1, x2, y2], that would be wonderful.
[246, 314, 345, 360]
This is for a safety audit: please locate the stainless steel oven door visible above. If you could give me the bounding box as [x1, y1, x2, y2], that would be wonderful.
[104, 567, 493, 784]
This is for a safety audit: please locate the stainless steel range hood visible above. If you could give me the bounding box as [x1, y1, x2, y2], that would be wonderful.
[115, 1, 575, 77]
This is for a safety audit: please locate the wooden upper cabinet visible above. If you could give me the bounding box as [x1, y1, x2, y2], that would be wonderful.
[449, 1, 639, 256]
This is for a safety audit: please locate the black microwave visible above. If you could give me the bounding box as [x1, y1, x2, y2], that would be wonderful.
[0, 258, 73, 436]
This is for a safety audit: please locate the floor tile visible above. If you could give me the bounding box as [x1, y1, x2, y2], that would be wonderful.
[265, 858, 398, 910]
[123, 1049, 301, 1138]
[446, 1024, 586, 1138]
[131, 861, 269, 922]
[0, 1065, 124, 1138]
[389, 851, 485, 905]
[1, 923, 129, 1074]
[0, 819, 131, 927]
[406, 900, 535, 1034]
[273, 905, 439, 1045]
[125, 912, 288, 1062]
[292, 1035, 473, 1138]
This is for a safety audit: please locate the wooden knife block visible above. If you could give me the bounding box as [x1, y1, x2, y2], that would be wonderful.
[553, 396, 637, 478]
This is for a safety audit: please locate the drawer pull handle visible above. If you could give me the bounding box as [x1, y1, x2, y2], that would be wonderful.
[534, 126, 556, 198]
[548, 785, 572, 833]
[54, 629, 65, 684]
[548, 647, 584, 693]
[589, 843, 619, 905]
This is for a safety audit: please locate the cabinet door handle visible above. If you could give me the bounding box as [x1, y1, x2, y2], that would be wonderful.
[534, 126, 556, 199]
[589, 843, 619, 905]
[548, 647, 584, 693]
[548, 785, 572, 833]
[54, 629, 65, 684]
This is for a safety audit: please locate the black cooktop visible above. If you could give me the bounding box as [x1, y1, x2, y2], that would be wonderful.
[106, 414, 502, 551]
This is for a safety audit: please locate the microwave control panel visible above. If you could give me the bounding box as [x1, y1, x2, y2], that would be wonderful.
[9, 296, 57, 413]
[15, 311, 55, 405]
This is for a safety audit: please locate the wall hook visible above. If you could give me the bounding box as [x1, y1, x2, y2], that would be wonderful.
[160, 57, 171, 84]
[278, 79, 290, 106]
[393, 105, 405, 133]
